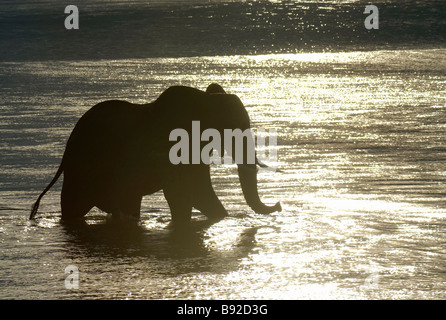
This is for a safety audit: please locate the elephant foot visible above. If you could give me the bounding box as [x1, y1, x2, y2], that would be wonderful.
[167, 216, 221, 234]
[108, 212, 140, 222]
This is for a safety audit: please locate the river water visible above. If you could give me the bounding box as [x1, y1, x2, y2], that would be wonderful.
[1, 1, 445, 300]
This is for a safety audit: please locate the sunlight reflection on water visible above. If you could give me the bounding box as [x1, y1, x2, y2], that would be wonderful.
[0, 49, 445, 299]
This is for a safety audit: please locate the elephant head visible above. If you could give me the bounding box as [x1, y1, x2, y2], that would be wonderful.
[205, 84, 282, 215]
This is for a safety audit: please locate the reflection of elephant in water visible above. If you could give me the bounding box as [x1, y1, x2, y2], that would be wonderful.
[30, 84, 281, 225]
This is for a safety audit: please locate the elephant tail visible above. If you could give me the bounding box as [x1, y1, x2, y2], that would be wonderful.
[29, 162, 64, 220]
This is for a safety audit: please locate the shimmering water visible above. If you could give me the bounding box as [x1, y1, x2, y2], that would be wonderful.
[1, 49, 445, 300]
[1, 0, 445, 300]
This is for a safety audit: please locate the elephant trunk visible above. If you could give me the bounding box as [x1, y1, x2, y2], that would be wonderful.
[237, 163, 281, 214]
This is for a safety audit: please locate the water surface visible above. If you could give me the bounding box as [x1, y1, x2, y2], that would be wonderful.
[0, 0, 445, 300]
[1, 49, 445, 299]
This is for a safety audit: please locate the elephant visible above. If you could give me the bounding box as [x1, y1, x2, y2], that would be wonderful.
[29, 84, 281, 225]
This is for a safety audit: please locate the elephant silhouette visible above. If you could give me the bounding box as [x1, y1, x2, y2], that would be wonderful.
[30, 84, 281, 225]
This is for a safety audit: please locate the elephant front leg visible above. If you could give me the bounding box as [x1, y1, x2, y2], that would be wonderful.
[163, 165, 227, 227]
[192, 166, 228, 221]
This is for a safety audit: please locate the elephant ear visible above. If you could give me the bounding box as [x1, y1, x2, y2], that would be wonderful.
[206, 83, 226, 94]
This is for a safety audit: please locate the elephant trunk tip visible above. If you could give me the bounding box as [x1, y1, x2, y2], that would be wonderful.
[254, 201, 282, 215]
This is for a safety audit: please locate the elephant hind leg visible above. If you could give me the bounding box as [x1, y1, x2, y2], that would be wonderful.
[112, 194, 142, 220]
[61, 179, 93, 221]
